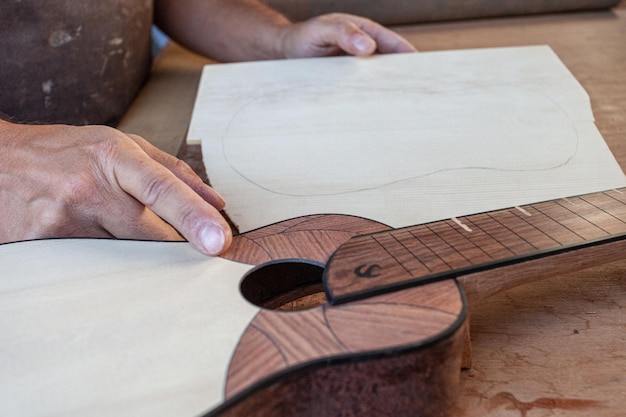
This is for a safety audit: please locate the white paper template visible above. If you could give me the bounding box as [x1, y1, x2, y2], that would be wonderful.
[189, 45, 625, 232]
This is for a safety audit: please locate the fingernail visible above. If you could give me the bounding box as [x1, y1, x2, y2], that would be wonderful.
[353, 35, 375, 54]
[200, 223, 225, 255]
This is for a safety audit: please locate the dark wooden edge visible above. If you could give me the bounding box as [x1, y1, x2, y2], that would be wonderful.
[201, 280, 468, 417]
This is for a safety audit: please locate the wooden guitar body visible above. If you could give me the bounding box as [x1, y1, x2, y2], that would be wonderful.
[1, 188, 625, 417]
[214, 282, 465, 416]
[215, 215, 466, 417]
[212, 187, 626, 416]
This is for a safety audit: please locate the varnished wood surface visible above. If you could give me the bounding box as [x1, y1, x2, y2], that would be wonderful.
[195, 182, 626, 416]
[224, 282, 465, 417]
[118, 5, 626, 416]
[325, 188, 626, 304]
[196, 212, 468, 416]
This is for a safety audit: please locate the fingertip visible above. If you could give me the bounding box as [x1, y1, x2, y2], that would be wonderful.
[351, 34, 377, 55]
[390, 38, 418, 54]
[198, 222, 232, 256]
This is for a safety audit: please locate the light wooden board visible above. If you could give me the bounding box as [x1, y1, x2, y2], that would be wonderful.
[187, 45, 625, 233]
[0, 239, 256, 417]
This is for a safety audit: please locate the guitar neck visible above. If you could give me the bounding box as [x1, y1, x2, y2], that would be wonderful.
[324, 188, 626, 306]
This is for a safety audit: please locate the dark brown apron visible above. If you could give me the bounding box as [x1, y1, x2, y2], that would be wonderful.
[0, 0, 153, 126]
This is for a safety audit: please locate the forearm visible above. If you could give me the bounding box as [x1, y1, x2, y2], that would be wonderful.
[154, 0, 292, 62]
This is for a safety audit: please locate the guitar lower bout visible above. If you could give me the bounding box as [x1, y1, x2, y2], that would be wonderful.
[217, 278, 467, 417]
[212, 214, 468, 417]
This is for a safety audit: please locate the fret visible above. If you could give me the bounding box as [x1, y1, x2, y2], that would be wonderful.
[468, 212, 536, 255]
[391, 228, 450, 274]
[515, 205, 585, 246]
[427, 221, 493, 265]
[605, 188, 626, 204]
[412, 224, 472, 270]
[485, 208, 560, 251]
[580, 193, 626, 228]
[370, 232, 431, 277]
[325, 188, 626, 303]
[533, 200, 608, 240]
[461, 215, 516, 260]
[560, 196, 626, 234]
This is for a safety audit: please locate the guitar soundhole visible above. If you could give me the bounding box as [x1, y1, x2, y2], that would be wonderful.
[240, 260, 327, 311]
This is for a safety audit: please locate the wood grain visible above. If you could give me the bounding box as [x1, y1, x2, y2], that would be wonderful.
[210, 215, 467, 416]
[200, 182, 626, 416]
[325, 188, 626, 304]
[213, 321, 465, 417]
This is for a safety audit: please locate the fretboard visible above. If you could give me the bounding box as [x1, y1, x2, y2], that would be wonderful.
[324, 188, 626, 304]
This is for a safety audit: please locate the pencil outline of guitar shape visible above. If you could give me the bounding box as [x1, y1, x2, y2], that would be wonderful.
[220, 84, 580, 196]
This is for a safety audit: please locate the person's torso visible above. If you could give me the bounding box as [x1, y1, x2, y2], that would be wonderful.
[0, 0, 153, 126]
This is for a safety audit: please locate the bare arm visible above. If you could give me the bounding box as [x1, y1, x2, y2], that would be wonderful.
[154, 0, 416, 62]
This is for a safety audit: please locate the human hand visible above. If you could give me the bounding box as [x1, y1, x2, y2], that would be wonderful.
[0, 121, 232, 255]
[279, 13, 416, 58]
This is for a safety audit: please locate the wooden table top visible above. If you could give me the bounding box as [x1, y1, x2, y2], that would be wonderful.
[118, 5, 626, 416]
